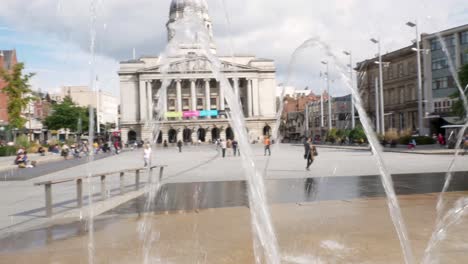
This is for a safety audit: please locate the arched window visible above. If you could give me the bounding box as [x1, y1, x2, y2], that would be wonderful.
[197, 128, 206, 142]
[226, 127, 234, 140]
[128, 130, 137, 141]
[168, 129, 177, 143]
[211, 127, 220, 141]
[263, 125, 271, 136]
[157, 131, 163, 144]
[183, 128, 192, 143]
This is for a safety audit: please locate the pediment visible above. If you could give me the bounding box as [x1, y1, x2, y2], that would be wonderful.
[139, 56, 259, 74]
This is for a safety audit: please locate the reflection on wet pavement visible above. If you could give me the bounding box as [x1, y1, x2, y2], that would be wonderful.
[1, 172, 468, 263]
[107, 171, 468, 215]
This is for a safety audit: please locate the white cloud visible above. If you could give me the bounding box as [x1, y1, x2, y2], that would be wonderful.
[0, 0, 466, 97]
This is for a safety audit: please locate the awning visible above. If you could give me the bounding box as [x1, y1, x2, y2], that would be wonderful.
[442, 116, 466, 125]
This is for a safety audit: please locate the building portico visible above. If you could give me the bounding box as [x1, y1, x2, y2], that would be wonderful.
[118, 0, 278, 144]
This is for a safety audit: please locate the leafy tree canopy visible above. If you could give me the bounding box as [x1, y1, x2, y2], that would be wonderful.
[451, 63, 468, 118]
[0, 63, 35, 129]
[44, 97, 89, 132]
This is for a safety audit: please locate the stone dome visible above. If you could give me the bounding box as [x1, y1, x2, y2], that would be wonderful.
[169, 0, 208, 15]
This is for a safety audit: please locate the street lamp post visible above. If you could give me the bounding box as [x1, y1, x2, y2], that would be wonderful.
[304, 102, 309, 138]
[370, 38, 385, 134]
[321, 61, 332, 131]
[319, 73, 324, 129]
[343, 51, 356, 129]
[406, 21, 424, 136]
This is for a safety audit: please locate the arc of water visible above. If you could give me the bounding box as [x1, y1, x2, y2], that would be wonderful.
[85, 1, 99, 263]
[173, 12, 281, 263]
[278, 37, 415, 264]
[422, 197, 468, 263]
[421, 33, 468, 264]
[138, 8, 281, 263]
[434, 33, 468, 214]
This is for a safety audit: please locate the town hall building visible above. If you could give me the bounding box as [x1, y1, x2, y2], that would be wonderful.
[119, 0, 278, 144]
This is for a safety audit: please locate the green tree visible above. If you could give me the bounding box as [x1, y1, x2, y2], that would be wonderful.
[0, 63, 35, 129]
[451, 63, 468, 118]
[349, 125, 367, 144]
[45, 97, 89, 132]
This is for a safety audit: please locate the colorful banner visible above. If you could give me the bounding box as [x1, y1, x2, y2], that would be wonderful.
[166, 111, 219, 118]
[165, 112, 183, 118]
[199, 110, 219, 117]
[183, 111, 199, 118]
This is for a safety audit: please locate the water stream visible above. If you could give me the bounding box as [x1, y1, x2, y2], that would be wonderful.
[420, 33, 468, 264]
[85, 0, 99, 263]
[273, 37, 416, 264]
[138, 7, 282, 263]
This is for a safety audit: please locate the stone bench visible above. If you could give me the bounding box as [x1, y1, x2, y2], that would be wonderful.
[34, 165, 167, 217]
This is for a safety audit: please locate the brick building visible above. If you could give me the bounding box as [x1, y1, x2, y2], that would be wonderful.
[0, 50, 18, 125]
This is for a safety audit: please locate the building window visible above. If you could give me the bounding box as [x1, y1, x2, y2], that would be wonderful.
[462, 31, 468, 44]
[210, 98, 217, 109]
[168, 99, 176, 110]
[182, 99, 190, 110]
[399, 88, 405, 104]
[434, 100, 454, 113]
[431, 39, 441, 50]
[432, 77, 448, 90]
[399, 112, 405, 131]
[432, 58, 448, 70]
[463, 52, 468, 65]
[445, 36, 455, 46]
[408, 61, 416, 74]
[397, 63, 404, 77]
[197, 98, 204, 109]
[388, 66, 394, 79]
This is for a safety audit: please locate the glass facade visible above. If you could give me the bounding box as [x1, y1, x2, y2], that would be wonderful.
[431, 39, 441, 50]
[461, 31, 468, 44]
[432, 58, 448, 70]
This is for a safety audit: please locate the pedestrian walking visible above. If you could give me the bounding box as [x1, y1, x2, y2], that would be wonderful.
[61, 144, 70, 160]
[177, 140, 183, 153]
[143, 144, 152, 167]
[304, 139, 318, 171]
[264, 136, 271, 156]
[437, 133, 446, 147]
[232, 139, 238, 156]
[114, 140, 121, 154]
[220, 139, 227, 158]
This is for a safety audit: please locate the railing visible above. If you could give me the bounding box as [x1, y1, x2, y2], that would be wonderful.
[34, 165, 167, 217]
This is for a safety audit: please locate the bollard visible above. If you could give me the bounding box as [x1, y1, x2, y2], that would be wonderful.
[76, 179, 83, 208]
[45, 183, 52, 217]
[135, 170, 140, 190]
[159, 166, 165, 182]
[120, 172, 125, 195]
[100, 175, 106, 200]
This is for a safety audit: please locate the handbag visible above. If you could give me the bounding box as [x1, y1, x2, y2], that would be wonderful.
[313, 148, 318, 156]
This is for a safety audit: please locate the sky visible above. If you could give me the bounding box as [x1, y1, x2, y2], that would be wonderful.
[0, 0, 467, 97]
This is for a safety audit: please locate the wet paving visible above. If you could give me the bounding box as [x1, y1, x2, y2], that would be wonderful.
[106, 171, 468, 215]
[1, 172, 468, 263]
[0, 153, 115, 181]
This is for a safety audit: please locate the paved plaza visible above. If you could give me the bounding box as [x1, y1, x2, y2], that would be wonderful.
[1, 144, 468, 263]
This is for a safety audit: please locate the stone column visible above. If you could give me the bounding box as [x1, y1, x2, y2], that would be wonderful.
[176, 79, 182, 120]
[233, 78, 239, 101]
[139, 80, 147, 122]
[204, 79, 211, 119]
[219, 80, 225, 111]
[190, 79, 197, 112]
[247, 79, 253, 117]
[147, 81, 153, 121]
[252, 78, 260, 116]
